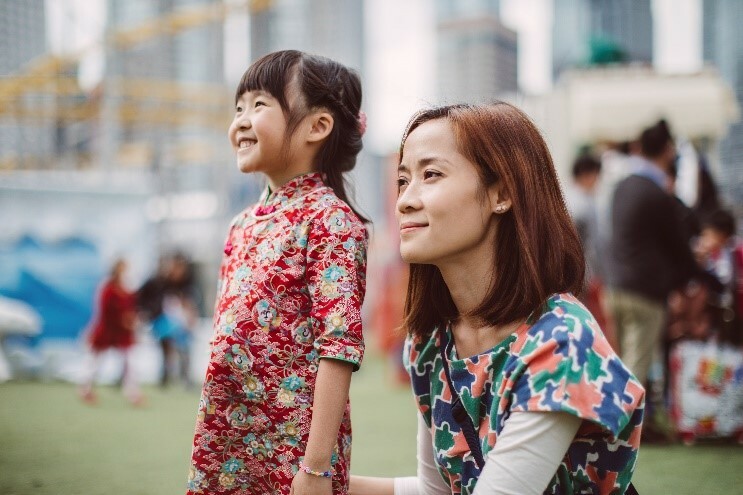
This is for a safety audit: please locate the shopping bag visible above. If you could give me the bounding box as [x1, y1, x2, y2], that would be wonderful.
[669, 339, 743, 443]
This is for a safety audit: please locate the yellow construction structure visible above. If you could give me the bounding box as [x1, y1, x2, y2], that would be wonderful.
[0, 0, 273, 128]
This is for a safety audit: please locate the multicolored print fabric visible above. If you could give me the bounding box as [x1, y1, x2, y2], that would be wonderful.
[187, 173, 367, 494]
[405, 293, 645, 495]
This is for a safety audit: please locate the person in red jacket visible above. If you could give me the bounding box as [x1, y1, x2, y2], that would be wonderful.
[78, 258, 143, 406]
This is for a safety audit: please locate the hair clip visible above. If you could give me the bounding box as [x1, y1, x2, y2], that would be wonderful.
[358, 110, 367, 137]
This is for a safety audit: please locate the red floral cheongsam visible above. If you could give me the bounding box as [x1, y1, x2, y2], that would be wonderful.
[187, 173, 367, 494]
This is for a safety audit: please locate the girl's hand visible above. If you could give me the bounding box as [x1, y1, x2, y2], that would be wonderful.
[290, 470, 332, 495]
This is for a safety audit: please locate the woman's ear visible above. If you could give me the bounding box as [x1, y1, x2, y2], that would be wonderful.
[306, 111, 334, 143]
[488, 182, 512, 214]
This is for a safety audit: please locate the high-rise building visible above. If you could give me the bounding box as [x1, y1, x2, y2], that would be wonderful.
[435, 0, 517, 102]
[703, 0, 743, 206]
[0, 0, 51, 169]
[102, 0, 226, 170]
[249, 0, 364, 71]
[0, 0, 46, 75]
[552, 0, 653, 79]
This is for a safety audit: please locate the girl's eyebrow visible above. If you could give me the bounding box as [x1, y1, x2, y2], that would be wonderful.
[237, 90, 271, 102]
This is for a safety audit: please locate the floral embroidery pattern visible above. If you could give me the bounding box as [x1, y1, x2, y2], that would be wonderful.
[405, 293, 645, 495]
[188, 173, 367, 494]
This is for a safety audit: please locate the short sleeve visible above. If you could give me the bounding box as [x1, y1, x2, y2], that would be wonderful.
[306, 204, 368, 371]
[509, 314, 645, 437]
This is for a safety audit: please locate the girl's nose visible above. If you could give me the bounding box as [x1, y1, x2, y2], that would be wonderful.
[237, 114, 251, 129]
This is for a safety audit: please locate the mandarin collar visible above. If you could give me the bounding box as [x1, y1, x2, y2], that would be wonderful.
[261, 172, 325, 209]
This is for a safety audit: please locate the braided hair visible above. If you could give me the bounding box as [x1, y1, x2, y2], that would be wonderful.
[236, 50, 367, 222]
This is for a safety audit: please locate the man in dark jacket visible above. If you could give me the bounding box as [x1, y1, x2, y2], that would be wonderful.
[607, 120, 699, 385]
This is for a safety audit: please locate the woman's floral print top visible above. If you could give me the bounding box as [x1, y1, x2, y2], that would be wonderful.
[405, 293, 645, 495]
[188, 173, 367, 495]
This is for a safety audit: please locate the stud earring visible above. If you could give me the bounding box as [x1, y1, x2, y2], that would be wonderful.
[495, 204, 507, 213]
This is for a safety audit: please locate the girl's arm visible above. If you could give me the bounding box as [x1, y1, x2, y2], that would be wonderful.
[291, 358, 354, 495]
[350, 413, 450, 495]
[471, 411, 582, 495]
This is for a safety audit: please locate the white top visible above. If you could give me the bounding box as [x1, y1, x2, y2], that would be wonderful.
[393, 411, 582, 495]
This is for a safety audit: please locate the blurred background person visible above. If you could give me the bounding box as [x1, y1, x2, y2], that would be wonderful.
[693, 209, 741, 345]
[164, 252, 200, 389]
[607, 120, 700, 442]
[78, 258, 143, 406]
[137, 252, 198, 389]
[565, 152, 616, 348]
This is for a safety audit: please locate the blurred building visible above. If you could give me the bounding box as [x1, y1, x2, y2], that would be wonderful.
[0, 0, 53, 169]
[552, 0, 653, 79]
[0, 0, 45, 74]
[249, 0, 364, 71]
[435, 0, 517, 102]
[703, 0, 743, 207]
[102, 0, 227, 173]
[523, 66, 739, 181]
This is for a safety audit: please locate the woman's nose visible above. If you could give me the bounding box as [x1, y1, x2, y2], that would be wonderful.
[396, 182, 421, 213]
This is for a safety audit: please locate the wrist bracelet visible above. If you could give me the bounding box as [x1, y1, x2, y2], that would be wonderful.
[299, 462, 332, 478]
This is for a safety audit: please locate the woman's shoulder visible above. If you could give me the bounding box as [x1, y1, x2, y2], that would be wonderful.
[403, 330, 441, 376]
[518, 293, 610, 353]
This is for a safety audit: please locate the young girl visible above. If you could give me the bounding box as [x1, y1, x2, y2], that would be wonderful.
[187, 50, 368, 495]
[351, 103, 644, 495]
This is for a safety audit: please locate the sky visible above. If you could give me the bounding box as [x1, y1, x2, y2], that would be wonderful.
[45, 0, 703, 153]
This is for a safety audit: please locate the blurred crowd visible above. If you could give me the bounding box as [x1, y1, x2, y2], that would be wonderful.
[563, 119, 742, 444]
[78, 252, 201, 406]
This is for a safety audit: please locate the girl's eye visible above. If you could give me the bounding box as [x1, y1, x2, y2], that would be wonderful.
[396, 177, 409, 190]
[254, 100, 266, 108]
[423, 170, 441, 180]
[235, 106, 243, 113]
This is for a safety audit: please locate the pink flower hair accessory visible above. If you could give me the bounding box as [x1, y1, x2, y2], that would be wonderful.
[358, 110, 367, 137]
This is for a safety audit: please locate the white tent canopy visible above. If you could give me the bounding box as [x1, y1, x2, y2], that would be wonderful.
[558, 66, 740, 143]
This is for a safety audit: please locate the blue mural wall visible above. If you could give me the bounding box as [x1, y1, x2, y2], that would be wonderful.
[0, 236, 104, 341]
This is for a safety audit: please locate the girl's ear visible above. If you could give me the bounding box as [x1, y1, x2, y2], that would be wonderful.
[306, 111, 334, 143]
[488, 182, 512, 214]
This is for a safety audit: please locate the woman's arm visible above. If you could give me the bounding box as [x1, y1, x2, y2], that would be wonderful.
[350, 413, 450, 495]
[291, 358, 354, 495]
[472, 411, 582, 495]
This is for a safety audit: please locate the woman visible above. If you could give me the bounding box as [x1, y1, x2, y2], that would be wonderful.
[351, 103, 644, 494]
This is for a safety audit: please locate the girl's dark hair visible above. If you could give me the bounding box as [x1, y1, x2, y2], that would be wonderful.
[399, 103, 585, 338]
[236, 50, 367, 222]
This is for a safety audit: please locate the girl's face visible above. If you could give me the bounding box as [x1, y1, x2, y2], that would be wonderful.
[396, 119, 502, 266]
[229, 89, 291, 177]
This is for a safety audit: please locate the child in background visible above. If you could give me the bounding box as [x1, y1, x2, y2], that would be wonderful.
[694, 209, 741, 345]
[79, 258, 143, 406]
[187, 50, 368, 495]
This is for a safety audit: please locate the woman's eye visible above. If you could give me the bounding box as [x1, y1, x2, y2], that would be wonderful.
[423, 170, 441, 180]
[397, 177, 409, 189]
[235, 106, 243, 113]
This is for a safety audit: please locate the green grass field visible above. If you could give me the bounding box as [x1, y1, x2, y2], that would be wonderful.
[1, 352, 742, 494]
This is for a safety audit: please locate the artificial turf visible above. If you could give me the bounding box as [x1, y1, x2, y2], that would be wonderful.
[1, 352, 741, 494]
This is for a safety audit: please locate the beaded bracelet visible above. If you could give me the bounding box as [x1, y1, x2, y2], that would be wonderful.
[299, 462, 332, 478]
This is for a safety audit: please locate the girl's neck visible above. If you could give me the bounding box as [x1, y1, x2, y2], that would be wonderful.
[265, 170, 317, 196]
[265, 169, 315, 191]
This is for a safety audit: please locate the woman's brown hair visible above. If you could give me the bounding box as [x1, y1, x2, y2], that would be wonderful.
[399, 103, 585, 338]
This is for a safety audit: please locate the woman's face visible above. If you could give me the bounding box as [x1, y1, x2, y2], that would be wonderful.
[396, 119, 501, 266]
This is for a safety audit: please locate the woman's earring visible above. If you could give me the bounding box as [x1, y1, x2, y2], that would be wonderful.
[495, 204, 507, 213]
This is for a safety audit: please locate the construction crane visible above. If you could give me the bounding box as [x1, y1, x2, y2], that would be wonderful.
[0, 0, 273, 127]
